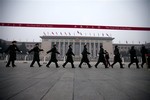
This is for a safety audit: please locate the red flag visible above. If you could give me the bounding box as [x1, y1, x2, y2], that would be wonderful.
[106, 33, 109, 36]
[65, 32, 67, 35]
[43, 32, 46, 36]
[102, 33, 104, 36]
[69, 32, 71, 35]
[52, 32, 54, 35]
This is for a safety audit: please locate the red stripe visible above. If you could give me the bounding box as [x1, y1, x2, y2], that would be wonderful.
[0, 22, 150, 31]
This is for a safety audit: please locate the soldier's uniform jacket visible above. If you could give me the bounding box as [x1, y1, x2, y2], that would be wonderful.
[129, 48, 138, 62]
[140, 47, 147, 62]
[47, 47, 60, 62]
[114, 48, 122, 62]
[81, 47, 90, 62]
[29, 46, 43, 61]
[98, 47, 105, 62]
[5, 44, 20, 60]
[66, 47, 75, 62]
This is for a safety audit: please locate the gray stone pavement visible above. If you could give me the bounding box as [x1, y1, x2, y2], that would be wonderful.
[0, 61, 150, 100]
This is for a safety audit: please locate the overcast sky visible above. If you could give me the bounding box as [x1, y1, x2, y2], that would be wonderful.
[0, 0, 150, 44]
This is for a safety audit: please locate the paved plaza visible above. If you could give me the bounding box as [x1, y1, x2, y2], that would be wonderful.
[0, 61, 150, 100]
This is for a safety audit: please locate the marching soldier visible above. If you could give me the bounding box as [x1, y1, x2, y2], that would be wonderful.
[95, 45, 108, 68]
[140, 45, 147, 68]
[62, 45, 75, 68]
[111, 45, 124, 68]
[128, 46, 140, 69]
[46, 44, 60, 68]
[5, 41, 21, 67]
[79, 45, 92, 68]
[28, 43, 43, 67]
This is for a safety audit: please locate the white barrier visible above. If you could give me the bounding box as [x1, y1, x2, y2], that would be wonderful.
[5, 55, 8, 63]
[122, 57, 125, 65]
[23, 55, 28, 63]
[43, 56, 47, 64]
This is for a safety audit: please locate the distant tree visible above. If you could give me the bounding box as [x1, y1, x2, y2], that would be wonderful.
[0, 40, 8, 54]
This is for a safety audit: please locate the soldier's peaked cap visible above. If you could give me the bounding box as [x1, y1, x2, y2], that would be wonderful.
[35, 43, 39, 45]
[12, 41, 17, 43]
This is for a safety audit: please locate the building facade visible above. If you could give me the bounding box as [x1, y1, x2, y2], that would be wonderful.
[40, 36, 114, 61]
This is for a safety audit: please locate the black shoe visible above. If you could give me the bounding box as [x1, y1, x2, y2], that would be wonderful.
[110, 65, 113, 68]
[56, 66, 60, 68]
[62, 65, 65, 68]
[46, 65, 49, 68]
[95, 65, 97, 68]
[105, 67, 109, 68]
[30, 66, 34, 67]
[128, 65, 130, 68]
[120, 67, 124, 69]
[79, 66, 82, 68]
[89, 66, 92, 68]
[137, 67, 140, 69]
[39, 65, 42, 67]
[12, 65, 16, 67]
[141, 65, 143, 68]
[6, 65, 10, 67]
[72, 67, 75, 68]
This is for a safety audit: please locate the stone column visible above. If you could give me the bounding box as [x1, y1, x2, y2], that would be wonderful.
[89, 40, 91, 57]
[63, 40, 65, 57]
[79, 40, 81, 57]
[58, 40, 61, 53]
[94, 40, 96, 58]
[73, 40, 75, 53]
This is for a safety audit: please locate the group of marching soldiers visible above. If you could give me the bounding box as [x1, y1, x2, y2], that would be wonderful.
[4, 40, 149, 69]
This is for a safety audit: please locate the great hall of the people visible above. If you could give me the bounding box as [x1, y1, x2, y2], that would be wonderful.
[40, 36, 114, 61]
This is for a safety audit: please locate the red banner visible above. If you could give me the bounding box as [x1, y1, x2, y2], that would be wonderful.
[0, 22, 150, 31]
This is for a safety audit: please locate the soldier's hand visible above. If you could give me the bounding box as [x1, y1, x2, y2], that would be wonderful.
[20, 51, 22, 53]
[26, 52, 29, 55]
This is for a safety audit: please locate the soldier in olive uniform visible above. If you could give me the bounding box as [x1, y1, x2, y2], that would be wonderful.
[128, 46, 140, 69]
[28, 43, 43, 67]
[62, 45, 75, 68]
[140, 45, 147, 68]
[111, 45, 124, 68]
[5, 41, 21, 67]
[95, 45, 108, 68]
[46, 44, 60, 68]
[79, 45, 92, 68]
